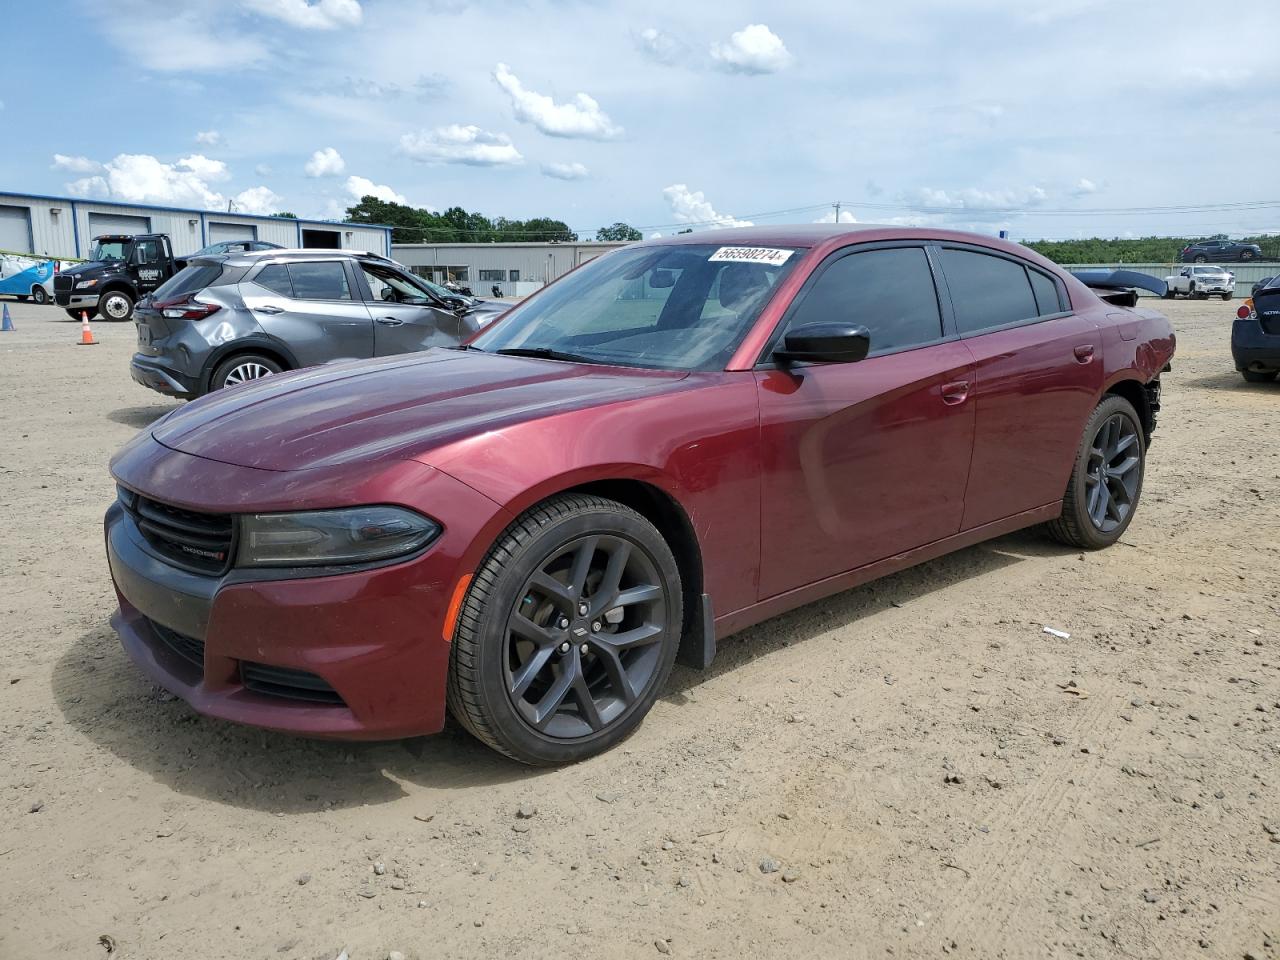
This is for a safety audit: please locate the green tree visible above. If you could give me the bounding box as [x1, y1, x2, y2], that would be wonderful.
[270, 211, 298, 219]
[595, 222, 642, 242]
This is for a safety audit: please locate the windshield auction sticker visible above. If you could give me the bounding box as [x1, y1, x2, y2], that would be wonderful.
[708, 247, 794, 266]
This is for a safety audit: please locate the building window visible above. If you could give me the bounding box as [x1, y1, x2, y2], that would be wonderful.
[478, 269, 506, 282]
[508, 270, 520, 282]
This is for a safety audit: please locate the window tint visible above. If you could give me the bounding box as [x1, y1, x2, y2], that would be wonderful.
[152, 264, 223, 300]
[784, 247, 942, 354]
[287, 261, 351, 300]
[134, 239, 161, 263]
[254, 263, 295, 297]
[1028, 268, 1063, 315]
[942, 249, 1039, 334]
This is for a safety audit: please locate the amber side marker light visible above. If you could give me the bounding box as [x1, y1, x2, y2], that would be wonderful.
[443, 574, 474, 642]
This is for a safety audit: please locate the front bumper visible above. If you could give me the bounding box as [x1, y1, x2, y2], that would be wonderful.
[104, 447, 510, 740]
[130, 353, 199, 399]
[54, 291, 101, 309]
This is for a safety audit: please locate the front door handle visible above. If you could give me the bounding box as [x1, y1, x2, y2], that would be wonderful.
[941, 380, 970, 405]
[1073, 343, 1095, 363]
[256, 304, 284, 315]
[375, 317, 404, 326]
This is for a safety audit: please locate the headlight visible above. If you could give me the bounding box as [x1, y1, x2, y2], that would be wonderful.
[236, 506, 440, 567]
[76, 279, 100, 289]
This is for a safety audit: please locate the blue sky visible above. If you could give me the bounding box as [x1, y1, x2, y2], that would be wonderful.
[2, 0, 1278, 241]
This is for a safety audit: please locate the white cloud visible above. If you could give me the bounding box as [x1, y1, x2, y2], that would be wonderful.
[662, 184, 753, 229]
[710, 24, 792, 75]
[305, 147, 346, 177]
[399, 125, 523, 166]
[541, 161, 589, 181]
[905, 185, 1048, 211]
[176, 154, 230, 182]
[232, 185, 283, 215]
[92, 2, 270, 72]
[493, 63, 622, 140]
[52, 154, 103, 174]
[67, 176, 109, 199]
[635, 27, 683, 65]
[195, 130, 222, 146]
[346, 175, 406, 204]
[1071, 177, 1098, 197]
[241, 0, 362, 30]
[814, 209, 859, 224]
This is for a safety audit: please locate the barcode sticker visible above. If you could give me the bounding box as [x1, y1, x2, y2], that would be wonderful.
[708, 247, 794, 266]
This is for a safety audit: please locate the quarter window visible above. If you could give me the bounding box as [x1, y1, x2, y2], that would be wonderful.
[1027, 268, 1064, 315]
[782, 247, 943, 355]
[941, 249, 1040, 334]
[287, 261, 352, 301]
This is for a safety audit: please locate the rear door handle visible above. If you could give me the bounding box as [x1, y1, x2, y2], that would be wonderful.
[941, 380, 970, 405]
[1073, 343, 1095, 362]
[375, 317, 404, 326]
[256, 304, 284, 315]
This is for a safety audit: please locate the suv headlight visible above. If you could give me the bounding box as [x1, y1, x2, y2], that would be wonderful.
[236, 506, 440, 567]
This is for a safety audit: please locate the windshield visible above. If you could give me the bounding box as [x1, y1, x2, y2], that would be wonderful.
[360, 263, 446, 307]
[419, 276, 466, 301]
[471, 243, 802, 370]
[92, 240, 129, 261]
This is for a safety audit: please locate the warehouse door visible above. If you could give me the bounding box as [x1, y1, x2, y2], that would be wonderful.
[301, 228, 341, 249]
[0, 205, 33, 254]
[88, 212, 150, 239]
[208, 221, 256, 244]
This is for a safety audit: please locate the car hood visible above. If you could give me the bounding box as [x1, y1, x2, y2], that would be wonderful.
[61, 261, 115, 278]
[150, 349, 693, 472]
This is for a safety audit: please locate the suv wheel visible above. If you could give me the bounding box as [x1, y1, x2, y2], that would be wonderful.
[1240, 250, 1255, 261]
[100, 290, 135, 322]
[31, 286, 48, 305]
[1046, 396, 1146, 550]
[1194, 255, 1207, 263]
[447, 494, 683, 765]
[211, 353, 284, 391]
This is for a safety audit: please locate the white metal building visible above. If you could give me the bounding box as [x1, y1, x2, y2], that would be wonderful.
[0, 191, 393, 261]
[392, 241, 630, 295]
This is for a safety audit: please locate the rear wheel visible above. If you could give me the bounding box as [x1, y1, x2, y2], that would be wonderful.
[1240, 250, 1255, 262]
[31, 286, 48, 305]
[1222, 292, 1233, 300]
[1046, 395, 1146, 550]
[100, 290, 134, 322]
[1194, 255, 1208, 263]
[447, 494, 683, 765]
[210, 353, 283, 391]
[1242, 370, 1278, 383]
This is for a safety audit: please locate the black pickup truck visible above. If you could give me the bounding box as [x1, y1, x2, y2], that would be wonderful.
[54, 234, 179, 321]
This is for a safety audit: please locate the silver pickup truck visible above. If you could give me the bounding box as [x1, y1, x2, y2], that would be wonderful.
[1164, 265, 1235, 300]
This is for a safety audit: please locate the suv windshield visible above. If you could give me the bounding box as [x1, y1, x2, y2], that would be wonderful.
[471, 243, 802, 370]
[92, 240, 129, 261]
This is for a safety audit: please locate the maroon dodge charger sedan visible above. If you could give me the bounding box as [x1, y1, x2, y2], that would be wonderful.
[106, 226, 1176, 764]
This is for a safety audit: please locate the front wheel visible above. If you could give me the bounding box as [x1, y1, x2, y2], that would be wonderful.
[1222, 292, 1233, 301]
[31, 286, 49, 305]
[1240, 250, 1255, 262]
[447, 494, 683, 765]
[1046, 396, 1146, 550]
[100, 290, 134, 321]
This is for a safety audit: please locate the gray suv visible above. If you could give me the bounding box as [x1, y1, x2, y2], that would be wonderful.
[129, 249, 507, 399]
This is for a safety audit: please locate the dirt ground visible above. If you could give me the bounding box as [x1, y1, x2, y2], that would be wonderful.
[0, 298, 1277, 960]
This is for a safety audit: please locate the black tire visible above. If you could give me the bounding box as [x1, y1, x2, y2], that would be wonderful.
[1242, 370, 1278, 383]
[16, 295, 28, 302]
[1162, 287, 1175, 299]
[1222, 292, 1233, 301]
[1046, 395, 1146, 550]
[65, 308, 84, 321]
[99, 289, 134, 322]
[1194, 255, 1208, 263]
[209, 353, 284, 391]
[1240, 250, 1255, 262]
[31, 286, 49, 305]
[447, 493, 683, 765]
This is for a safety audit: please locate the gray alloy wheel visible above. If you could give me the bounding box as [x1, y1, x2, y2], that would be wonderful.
[1194, 255, 1208, 263]
[31, 286, 48, 305]
[447, 493, 683, 765]
[100, 290, 134, 321]
[210, 352, 284, 392]
[1240, 250, 1255, 261]
[1046, 395, 1145, 549]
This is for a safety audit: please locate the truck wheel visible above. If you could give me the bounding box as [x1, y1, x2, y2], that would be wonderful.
[100, 290, 135, 322]
[1162, 288, 1174, 299]
[65, 309, 84, 321]
[1222, 292, 1233, 301]
[210, 353, 283, 391]
[31, 286, 49, 305]
[1187, 283, 1197, 299]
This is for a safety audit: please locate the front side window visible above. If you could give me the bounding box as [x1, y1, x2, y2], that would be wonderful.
[361, 263, 438, 305]
[133, 239, 160, 263]
[287, 261, 352, 300]
[941, 248, 1040, 335]
[471, 243, 803, 371]
[779, 246, 942, 355]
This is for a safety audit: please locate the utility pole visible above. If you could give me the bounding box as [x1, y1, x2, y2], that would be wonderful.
[833, 201, 841, 224]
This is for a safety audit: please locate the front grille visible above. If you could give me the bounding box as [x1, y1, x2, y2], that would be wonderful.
[151, 620, 206, 672]
[54, 274, 75, 294]
[241, 662, 345, 705]
[130, 495, 234, 574]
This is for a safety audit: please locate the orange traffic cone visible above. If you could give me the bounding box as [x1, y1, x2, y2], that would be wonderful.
[78, 311, 97, 346]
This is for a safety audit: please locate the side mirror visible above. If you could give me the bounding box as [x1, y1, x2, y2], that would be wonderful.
[775, 322, 871, 364]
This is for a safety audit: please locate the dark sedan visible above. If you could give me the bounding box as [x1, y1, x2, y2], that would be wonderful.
[1234, 278, 1280, 383]
[105, 225, 1175, 764]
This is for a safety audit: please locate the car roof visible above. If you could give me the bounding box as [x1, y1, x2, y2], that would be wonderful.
[201, 248, 394, 267]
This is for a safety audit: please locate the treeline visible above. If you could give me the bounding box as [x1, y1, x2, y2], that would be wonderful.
[1023, 234, 1280, 264]
[345, 196, 579, 244]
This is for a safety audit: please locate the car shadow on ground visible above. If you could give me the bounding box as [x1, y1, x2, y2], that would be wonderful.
[664, 528, 1065, 700]
[49, 529, 1071, 812]
[1183, 370, 1279, 394]
[107, 404, 180, 429]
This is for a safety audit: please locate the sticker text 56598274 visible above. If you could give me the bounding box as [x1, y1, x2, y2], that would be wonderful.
[708, 247, 794, 266]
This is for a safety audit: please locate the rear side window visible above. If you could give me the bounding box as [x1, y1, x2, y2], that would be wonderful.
[152, 264, 223, 300]
[254, 263, 294, 297]
[783, 247, 943, 355]
[941, 249, 1040, 334]
[287, 261, 352, 301]
[1027, 268, 1064, 315]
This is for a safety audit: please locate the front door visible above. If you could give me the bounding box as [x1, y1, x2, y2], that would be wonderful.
[356, 262, 469, 355]
[239, 259, 374, 366]
[130, 237, 168, 296]
[756, 244, 976, 599]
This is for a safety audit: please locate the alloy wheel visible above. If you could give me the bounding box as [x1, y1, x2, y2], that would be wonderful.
[223, 362, 274, 386]
[1084, 413, 1141, 532]
[103, 294, 130, 319]
[504, 534, 667, 739]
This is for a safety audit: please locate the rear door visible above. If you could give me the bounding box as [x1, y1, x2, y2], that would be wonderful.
[355, 261, 471, 355]
[936, 245, 1103, 531]
[238, 259, 373, 366]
